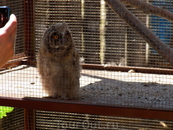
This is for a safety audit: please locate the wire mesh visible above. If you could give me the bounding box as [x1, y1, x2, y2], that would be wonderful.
[0, 0, 173, 129]
[35, 0, 82, 56]
[149, 0, 173, 68]
[0, 108, 24, 130]
[36, 110, 173, 130]
[33, 0, 173, 108]
[35, 0, 173, 68]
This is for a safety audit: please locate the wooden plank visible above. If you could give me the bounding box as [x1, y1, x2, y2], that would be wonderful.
[0, 97, 173, 121]
[82, 63, 173, 75]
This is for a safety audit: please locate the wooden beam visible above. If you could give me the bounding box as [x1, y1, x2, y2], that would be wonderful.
[0, 97, 173, 121]
[24, 0, 36, 63]
[82, 63, 173, 75]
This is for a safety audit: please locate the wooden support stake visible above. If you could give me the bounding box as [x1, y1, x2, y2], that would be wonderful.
[24, 0, 36, 64]
[104, 0, 173, 66]
[24, 109, 35, 130]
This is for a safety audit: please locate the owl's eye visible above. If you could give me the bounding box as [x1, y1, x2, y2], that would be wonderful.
[54, 35, 59, 40]
[65, 31, 71, 39]
[65, 34, 69, 39]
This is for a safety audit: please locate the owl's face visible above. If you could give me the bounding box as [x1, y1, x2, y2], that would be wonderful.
[43, 22, 73, 52]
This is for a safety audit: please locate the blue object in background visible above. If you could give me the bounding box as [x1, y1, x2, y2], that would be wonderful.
[150, 0, 173, 53]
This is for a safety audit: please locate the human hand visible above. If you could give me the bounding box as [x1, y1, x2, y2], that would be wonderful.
[0, 14, 17, 67]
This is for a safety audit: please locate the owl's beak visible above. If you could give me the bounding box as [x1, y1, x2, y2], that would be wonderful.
[61, 39, 65, 45]
[54, 45, 59, 48]
[49, 44, 59, 49]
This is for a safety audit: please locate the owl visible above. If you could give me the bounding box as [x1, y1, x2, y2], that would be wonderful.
[37, 22, 80, 100]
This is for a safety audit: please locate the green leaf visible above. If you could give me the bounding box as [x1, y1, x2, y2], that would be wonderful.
[0, 106, 14, 119]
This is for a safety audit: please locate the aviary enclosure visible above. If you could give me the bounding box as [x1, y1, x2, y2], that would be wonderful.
[1, 0, 173, 129]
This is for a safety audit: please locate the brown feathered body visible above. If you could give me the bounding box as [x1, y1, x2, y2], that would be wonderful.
[37, 22, 80, 99]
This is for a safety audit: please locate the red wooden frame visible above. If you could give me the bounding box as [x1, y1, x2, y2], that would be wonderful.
[1, 0, 173, 129]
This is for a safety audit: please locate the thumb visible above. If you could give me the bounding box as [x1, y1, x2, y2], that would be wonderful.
[3, 14, 17, 34]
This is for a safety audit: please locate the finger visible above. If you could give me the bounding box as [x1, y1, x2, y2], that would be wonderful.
[10, 21, 17, 40]
[5, 14, 17, 46]
[3, 14, 17, 34]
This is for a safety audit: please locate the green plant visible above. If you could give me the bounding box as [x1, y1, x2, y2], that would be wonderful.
[0, 106, 14, 119]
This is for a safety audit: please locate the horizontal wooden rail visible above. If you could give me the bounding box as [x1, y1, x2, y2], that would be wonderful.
[0, 97, 173, 121]
[82, 63, 173, 75]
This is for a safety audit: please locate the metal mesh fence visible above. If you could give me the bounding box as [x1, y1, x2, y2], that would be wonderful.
[0, 0, 173, 129]
[36, 110, 173, 130]
[0, 108, 24, 130]
[35, 0, 173, 68]
[34, 0, 173, 108]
